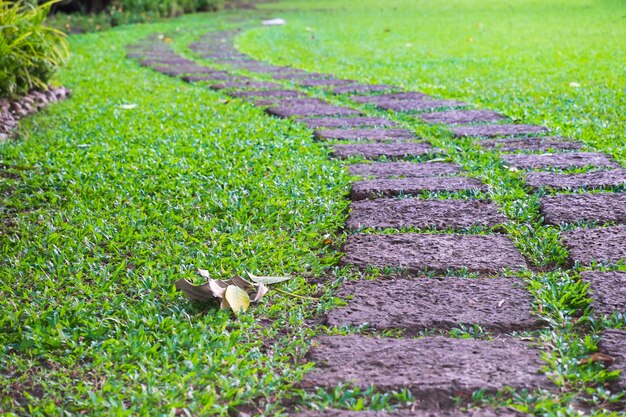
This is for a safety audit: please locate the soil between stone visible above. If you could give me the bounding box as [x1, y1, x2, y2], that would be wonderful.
[299, 116, 397, 129]
[598, 329, 626, 393]
[525, 169, 626, 190]
[419, 109, 506, 125]
[348, 162, 461, 178]
[301, 335, 549, 407]
[333, 143, 435, 159]
[377, 99, 468, 112]
[341, 233, 527, 273]
[540, 193, 626, 225]
[267, 104, 363, 118]
[502, 152, 618, 170]
[561, 225, 626, 265]
[327, 277, 538, 333]
[453, 124, 549, 137]
[347, 198, 506, 229]
[581, 271, 626, 317]
[480, 137, 582, 152]
[351, 177, 486, 200]
[314, 128, 416, 141]
[291, 410, 530, 417]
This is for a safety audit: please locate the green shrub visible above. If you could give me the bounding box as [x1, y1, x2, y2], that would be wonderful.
[0, 0, 70, 98]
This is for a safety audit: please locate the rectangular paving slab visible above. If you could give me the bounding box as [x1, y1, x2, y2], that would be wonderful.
[502, 152, 618, 170]
[333, 143, 435, 159]
[314, 128, 415, 142]
[377, 98, 468, 112]
[351, 177, 486, 200]
[211, 81, 282, 90]
[352, 92, 432, 104]
[540, 193, 626, 225]
[347, 198, 506, 229]
[342, 233, 527, 273]
[419, 109, 507, 125]
[333, 84, 397, 94]
[481, 136, 582, 152]
[581, 271, 626, 317]
[349, 162, 461, 178]
[561, 225, 626, 265]
[598, 329, 626, 393]
[267, 104, 362, 118]
[292, 410, 530, 417]
[301, 335, 548, 408]
[298, 79, 357, 88]
[299, 117, 397, 129]
[327, 277, 538, 333]
[453, 124, 549, 137]
[229, 90, 304, 98]
[526, 169, 626, 190]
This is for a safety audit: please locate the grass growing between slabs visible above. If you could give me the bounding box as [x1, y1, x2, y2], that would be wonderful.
[0, 13, 353, 417]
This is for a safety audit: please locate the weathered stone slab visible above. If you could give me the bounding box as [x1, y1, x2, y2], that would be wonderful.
[352, 92, 432, 104]
[267, 105, 362, 118]
[481, 137, 582, 152]
[453, 124, 549, 137]
[562, 225, 626, 265]
[299, 117, 397, 129]
[347, 198, 506, 229]
[349, 162, 461, 178]
[181, 73, 234, 82]
[211, 81, 281, 90]
[298, 79, 357, 88]
[525, 169, 626, 191]
[377, 99, 468, 112]
[351, 177, 486, 200]
[140, 58, 193, 66]
[420, 109, 506, 125]
[314, 128, 415, 142]
[333, 84, 397, 94]
[502, 152, 618, 170]
[229, 90, 304, 98]
[272, 71, 327, 80]
[540, 193, 626, 225]
[327, 277, 537, 333]
[333, 143, 435, 160]
[598, 329, 626, 392]
[343, 233, 526, 273]
[292, 410, 529, 417]
[581, 271, 626, 316]
[254, 98, 327, 107]
[301, 335, 548, 407]
[153, 66, 218, 76]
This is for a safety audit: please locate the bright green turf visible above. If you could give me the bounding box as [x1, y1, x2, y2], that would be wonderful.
[2, 0, 626, 415]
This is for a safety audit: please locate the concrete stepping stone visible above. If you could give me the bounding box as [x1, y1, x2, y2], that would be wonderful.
[481, 137, 582, 152]
[420, 109, 506, 125]
[292, 409, 530, 417]
[327, 277, 538, 333]
[562, 225, 626, 265]
[342, 233, 526, 273]
[352, 92, 432, 104]
[299, 117, 397, 129]
[347, 198, 506, 229]
[453, 124, 549, 137]
[351, 177, 486, 200]
[377, 98, 468, 112]
[349, 162, 460, 178]
[581, 271, 626, 316]
[540, 193, 626, 225]
[314, 128, 415, 142]
[298, 79, 357, 88]
[332, 84, 397, 94]
[502, 152, 618, 170]
[272, 72, 328, 80]
[598, 329, 626, 392]
[211, 81, 282, 90]
[267, 104, 363, 118]
[333, 143, 435, 160]
[301, 335, 548, 407]
[229, 90, 304, 98]
[526, 169, 626, 190]
[182, 73, 235, 82]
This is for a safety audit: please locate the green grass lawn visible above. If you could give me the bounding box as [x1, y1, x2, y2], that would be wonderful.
[1, 0, 625, 415]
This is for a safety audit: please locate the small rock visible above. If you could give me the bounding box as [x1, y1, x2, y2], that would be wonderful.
[262, 18, 286, 26]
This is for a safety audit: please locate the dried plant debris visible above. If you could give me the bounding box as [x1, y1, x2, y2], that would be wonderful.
[175, 269, 291, 315]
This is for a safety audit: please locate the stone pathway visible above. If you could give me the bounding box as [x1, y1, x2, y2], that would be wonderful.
[126, 29, 626, 414]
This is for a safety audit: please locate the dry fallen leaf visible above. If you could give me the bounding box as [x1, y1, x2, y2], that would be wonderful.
[578, 352, 615, 365]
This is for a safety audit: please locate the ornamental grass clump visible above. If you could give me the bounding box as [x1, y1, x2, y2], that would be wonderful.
[0, 0, 69, 98]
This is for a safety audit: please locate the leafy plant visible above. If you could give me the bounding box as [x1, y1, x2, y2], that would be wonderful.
[0, 0, 70, 98]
